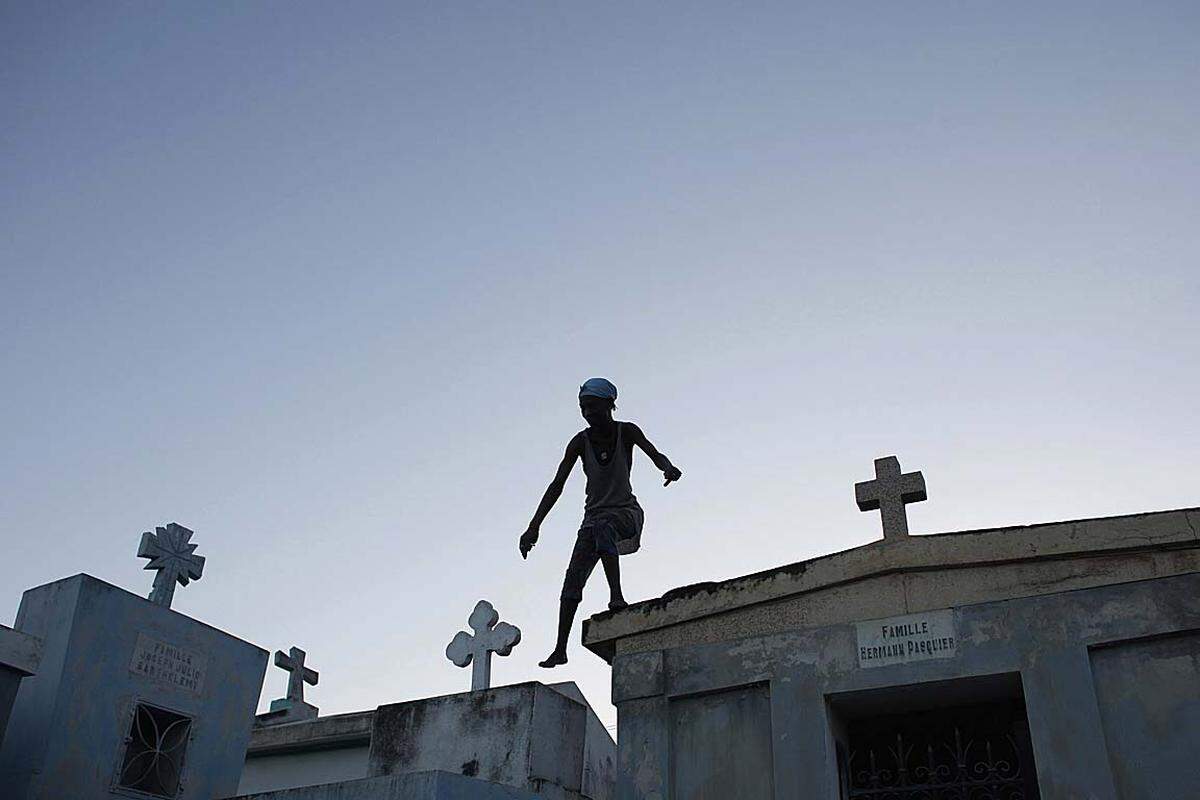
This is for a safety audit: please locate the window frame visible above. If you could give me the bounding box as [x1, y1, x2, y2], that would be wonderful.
[110, 698, 196, 800]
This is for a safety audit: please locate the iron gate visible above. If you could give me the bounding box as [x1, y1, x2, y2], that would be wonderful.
[845, 700, 1040, 800]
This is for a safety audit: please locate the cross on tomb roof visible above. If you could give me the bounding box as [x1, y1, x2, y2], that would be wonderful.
[274, 646, 318, 705]
[445, 600, 521, 692]
[855, 455, 928, 541]
[137, 523, 205, 609]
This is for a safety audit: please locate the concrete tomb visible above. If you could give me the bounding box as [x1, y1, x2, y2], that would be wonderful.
[235, 681, 616, 800]
[445, 600, 521, 692]
[258, 646, 319, 725]
[0, 525, 267, 800]
[583, 504, 1200, 800]
[854, 454, 927, 540]
[138, 522, 206, 609]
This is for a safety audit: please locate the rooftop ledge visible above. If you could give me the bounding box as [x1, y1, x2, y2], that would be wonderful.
[0, 624, 42, 676]
[247, 709, 374, 756]
[582, 505, 1200, 663]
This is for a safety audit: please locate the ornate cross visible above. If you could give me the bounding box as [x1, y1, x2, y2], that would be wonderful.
[855, 456, 927, 540]
[446, 600, 521, 692]
[137, 523, 205, 608]
[274, 646, 319, 705]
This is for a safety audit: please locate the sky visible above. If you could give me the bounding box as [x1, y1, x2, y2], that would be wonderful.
[2, 2, 1198, 733]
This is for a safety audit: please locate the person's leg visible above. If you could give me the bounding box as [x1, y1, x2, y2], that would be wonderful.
[600, 554, 626, 610]
[594, 514, 628, 610]
[543, 531, 598, 667]
[539, 599, 580, 668]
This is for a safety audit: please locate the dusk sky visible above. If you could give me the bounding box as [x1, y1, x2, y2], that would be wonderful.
[3, 2, 1197, 730]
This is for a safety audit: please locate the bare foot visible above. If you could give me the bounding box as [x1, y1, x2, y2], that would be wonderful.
[538, 651, 568, 668]
[608, 599, 628, 611]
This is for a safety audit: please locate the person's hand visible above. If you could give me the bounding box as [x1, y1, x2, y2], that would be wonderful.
[663, 466, 682, 486]
[519, 526, 540, 559]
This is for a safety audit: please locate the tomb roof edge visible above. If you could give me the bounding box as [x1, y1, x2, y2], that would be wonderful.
[15, 573, 267, 655]
[583, 505, 1200, 662]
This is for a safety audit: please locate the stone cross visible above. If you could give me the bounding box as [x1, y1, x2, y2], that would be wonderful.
[446, 600, 521, 692]
[275, 646, 319, 705]
[855, 456, 927, 540]
[137, 523, 205, 608]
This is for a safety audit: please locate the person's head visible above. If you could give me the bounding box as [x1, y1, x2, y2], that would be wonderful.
[578, 377, 617, 428]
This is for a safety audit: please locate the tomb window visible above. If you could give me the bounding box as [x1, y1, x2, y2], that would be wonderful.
[114, 701, 193, 798]
[829, 674, 1040, 800]
[845, 699, 1039, 800]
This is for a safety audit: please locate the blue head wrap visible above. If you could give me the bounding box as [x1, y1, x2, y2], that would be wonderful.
[579, 377, 618, 401]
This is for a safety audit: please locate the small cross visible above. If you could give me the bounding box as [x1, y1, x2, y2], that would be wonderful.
[137, 523, 205, 608]
[445, 600, 521, 692]
[275, 646, 319, 705]
[855, 456, 928, 541]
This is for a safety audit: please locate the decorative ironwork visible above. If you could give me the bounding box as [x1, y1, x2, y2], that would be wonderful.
[115, 702, 192, 798]
[846, 701, 1039, 800]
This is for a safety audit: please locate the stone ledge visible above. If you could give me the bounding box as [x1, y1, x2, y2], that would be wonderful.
[247, 710, 375, 756]
[0, 624, 41, 676]
[583, 506, 1200, 662]
[230, 770, 542, 799]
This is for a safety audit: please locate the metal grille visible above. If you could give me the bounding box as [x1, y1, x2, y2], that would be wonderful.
[846, 700, 1039, 800]
[115, 702, 192, 798]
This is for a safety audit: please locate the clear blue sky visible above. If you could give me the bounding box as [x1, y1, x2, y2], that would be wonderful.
[3, 2, 1197, 731]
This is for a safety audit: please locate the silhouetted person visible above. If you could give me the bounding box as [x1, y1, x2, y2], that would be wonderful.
[520, 378, 682, 667]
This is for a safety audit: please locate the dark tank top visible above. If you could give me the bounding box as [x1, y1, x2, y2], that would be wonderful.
[581, 422, 640, 513]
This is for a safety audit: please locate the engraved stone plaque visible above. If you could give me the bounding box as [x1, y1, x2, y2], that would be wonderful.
[130, 633, 208, 694]
[856, 609, 957, 668]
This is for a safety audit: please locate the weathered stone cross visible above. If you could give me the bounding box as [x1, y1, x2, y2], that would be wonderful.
[855, 455, 927, 540]
[446, 600, 521, 692]
[137, 523, 205, 608]
[274, 646, 319, 706]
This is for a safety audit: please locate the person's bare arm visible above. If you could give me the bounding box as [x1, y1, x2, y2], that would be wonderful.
[520, 434, 583, 558]
[626, 423, 683, 486]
